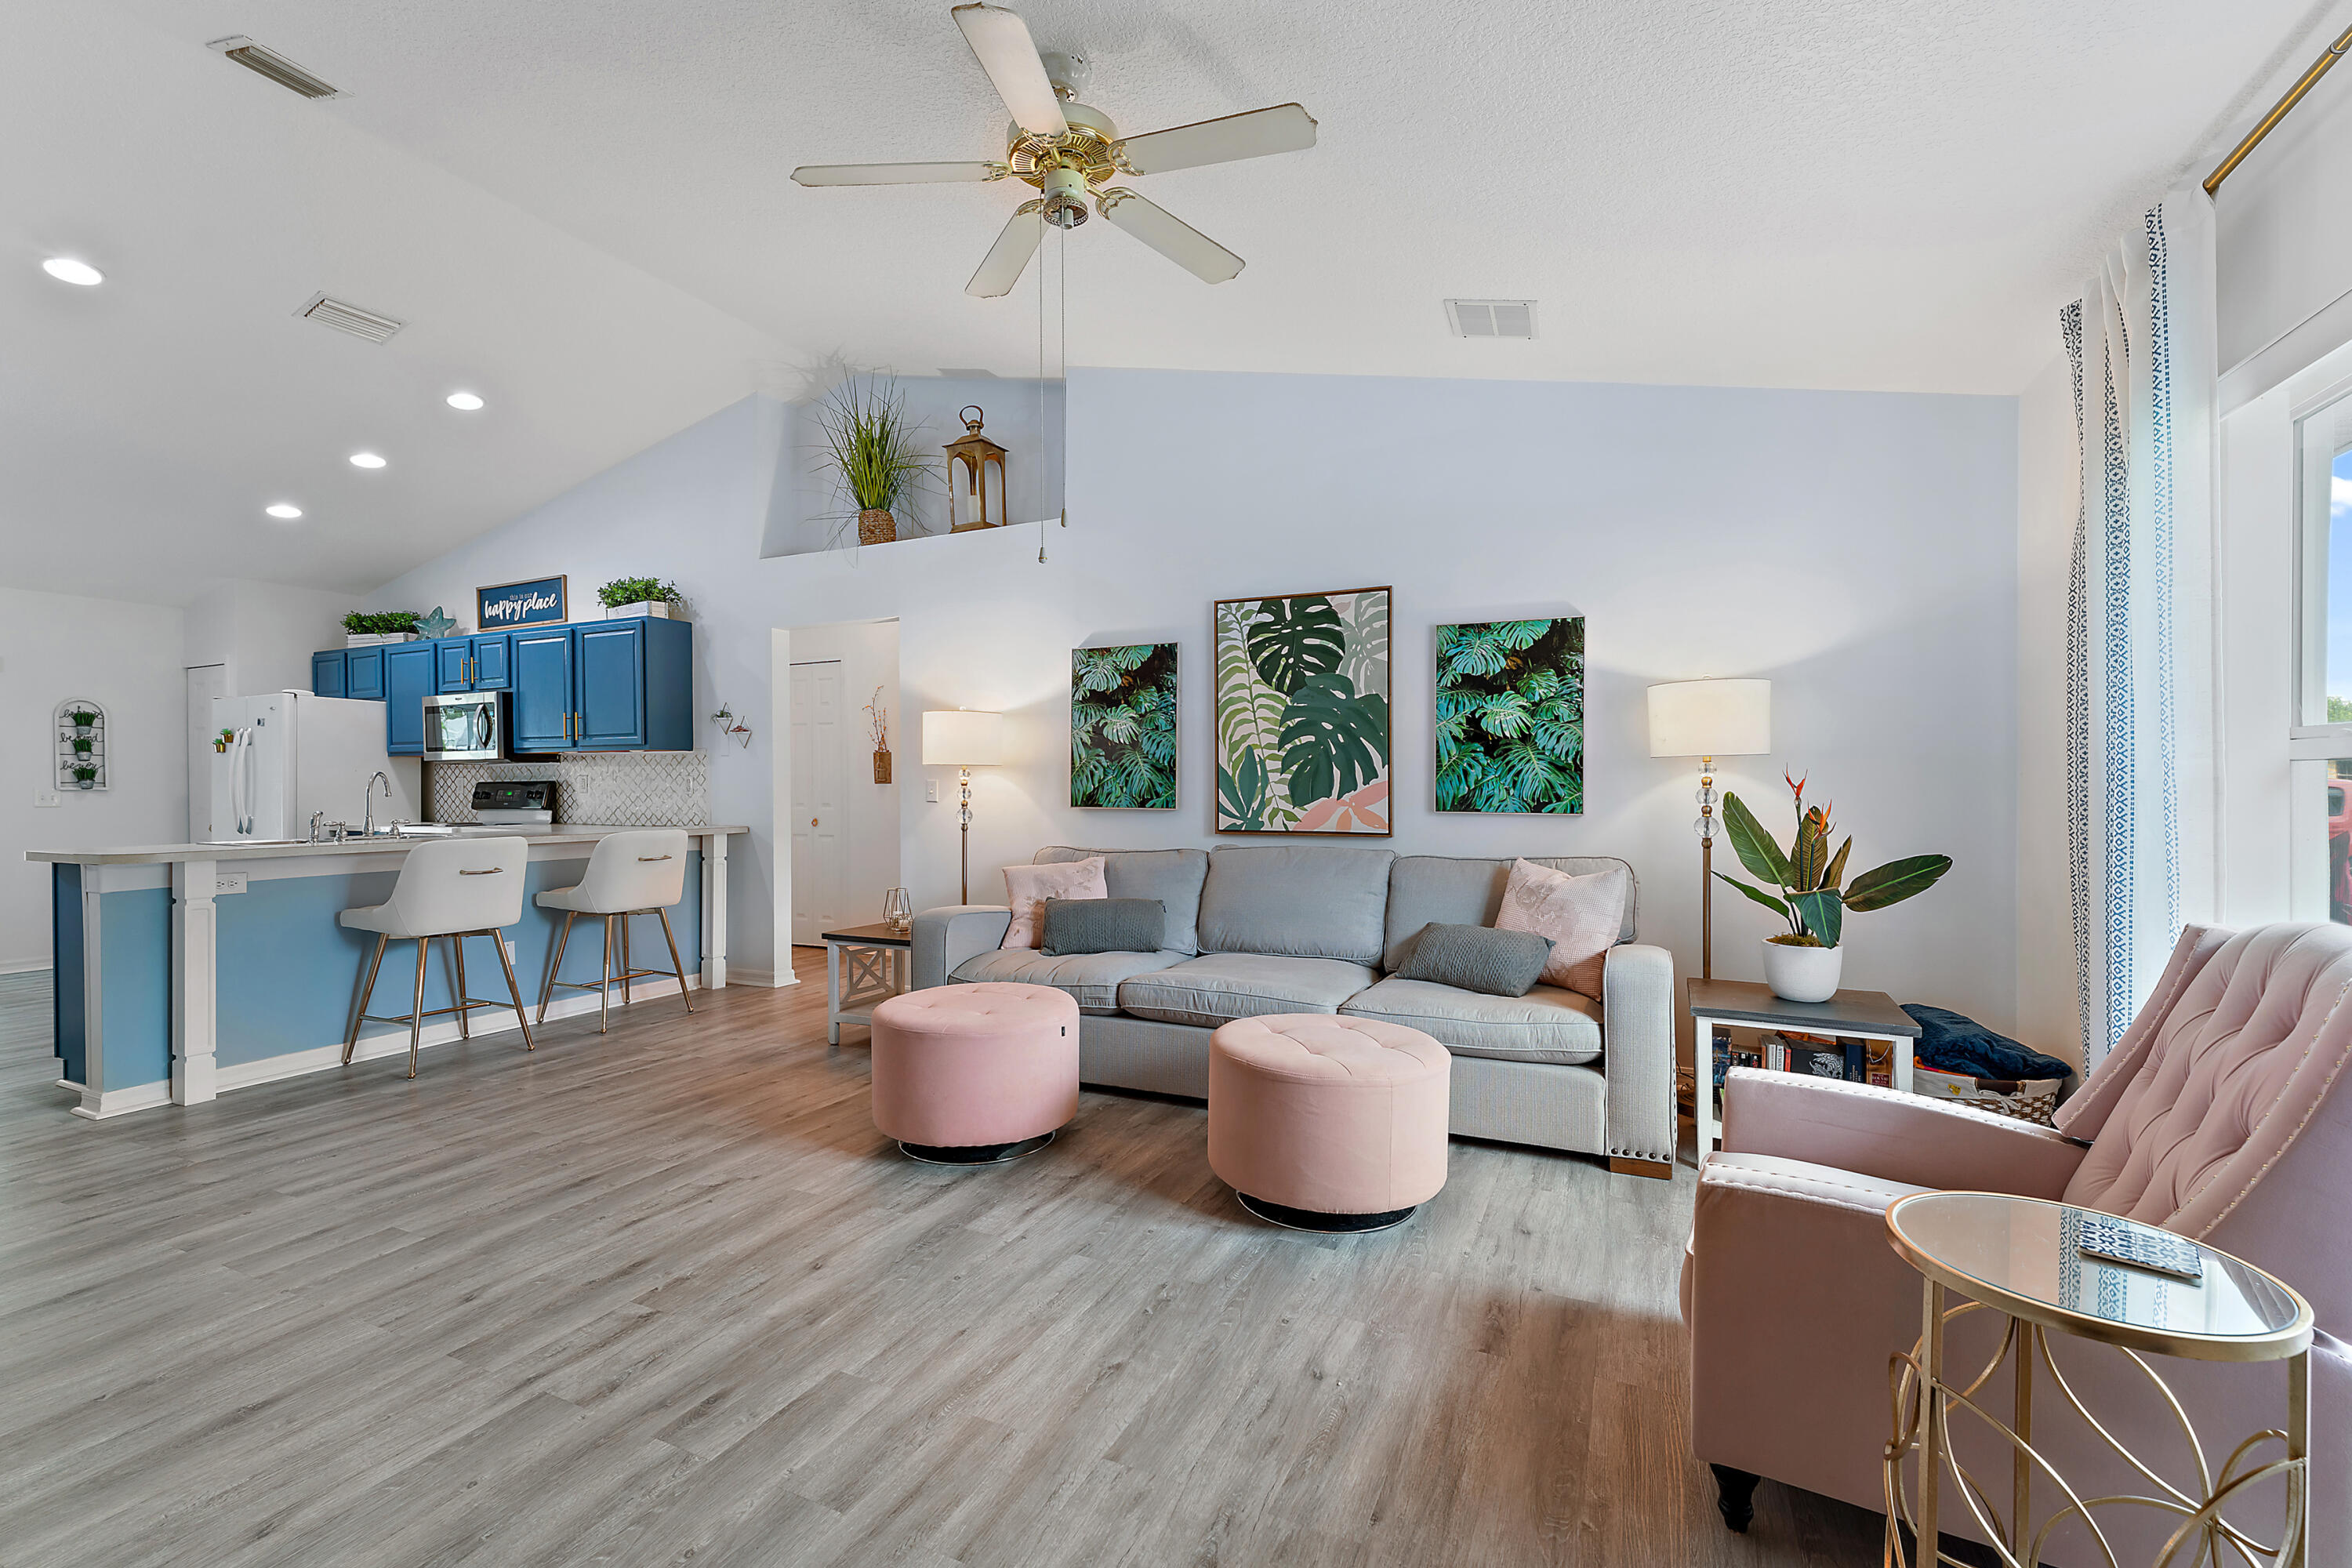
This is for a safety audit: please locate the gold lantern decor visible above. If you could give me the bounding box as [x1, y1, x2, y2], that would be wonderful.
[945, 405, 1008, 532]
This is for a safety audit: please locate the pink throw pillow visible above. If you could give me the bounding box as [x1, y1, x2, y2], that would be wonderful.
[1000, 857, 1109, 949]
[1493, 859, 1628, 999]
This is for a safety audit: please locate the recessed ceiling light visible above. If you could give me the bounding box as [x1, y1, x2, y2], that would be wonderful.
[42, 258, 103, 286]
[265, 503, 303, 520]
[349, 452, 387, 469]
[445, 391, 485, 411]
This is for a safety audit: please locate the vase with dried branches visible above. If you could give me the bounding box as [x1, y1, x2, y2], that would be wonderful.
[815, 376, 935, 546]
[865, 687, 891, 782]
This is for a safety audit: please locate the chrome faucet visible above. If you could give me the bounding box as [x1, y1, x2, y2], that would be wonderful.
[310, 810, 326, 844]
[363, 771, 393, 836]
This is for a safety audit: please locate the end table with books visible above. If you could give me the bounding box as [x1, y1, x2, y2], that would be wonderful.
[1686, 978, 1921, 1160]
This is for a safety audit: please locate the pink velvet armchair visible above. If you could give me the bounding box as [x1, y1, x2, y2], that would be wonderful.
[1684, 923, 2352, 1561]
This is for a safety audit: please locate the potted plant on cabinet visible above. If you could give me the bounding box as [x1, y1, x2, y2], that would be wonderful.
[1715, 773, 1953, 1002]
[815, 374, 934, 546]
[597, 578, 688, 620]
[343, 611, 423, 647]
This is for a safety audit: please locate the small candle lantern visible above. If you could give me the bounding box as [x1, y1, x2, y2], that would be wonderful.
[944, 405, 1008, 532]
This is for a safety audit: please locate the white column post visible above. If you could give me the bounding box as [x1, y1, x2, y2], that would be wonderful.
[172, 858, 219, 1105]
[701, 830, 728, 989]
[68, 869, 107, 1121]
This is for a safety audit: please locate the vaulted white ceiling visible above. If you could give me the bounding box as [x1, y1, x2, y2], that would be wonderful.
[7, 0, 2329, 601]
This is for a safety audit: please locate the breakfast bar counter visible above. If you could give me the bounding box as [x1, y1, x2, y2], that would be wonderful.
[31, 825, 746, 1120]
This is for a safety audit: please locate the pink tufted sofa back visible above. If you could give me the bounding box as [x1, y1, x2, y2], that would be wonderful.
[2056, 923, 2352, 1329]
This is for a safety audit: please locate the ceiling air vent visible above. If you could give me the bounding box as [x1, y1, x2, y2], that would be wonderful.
[207, 36, 343, 100]
[296, 292, 404, 343]
[1446, 299, 1537, 339]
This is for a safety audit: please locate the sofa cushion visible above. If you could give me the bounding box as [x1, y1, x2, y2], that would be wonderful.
[952, 947, 1191, 1015]
[1001, 858, 1106, 949]
[1196, 844, 1395, 964]
[1382, 854, 1639, 971]
[1494, 859, 1628, 1000]
[1340, 976, 1602, 1066]
[1395, 922, 1553, 997]
[1041, 898, 1166, 956]
[1034, 848, 1209, 955]
[1116, 953, 1380, 1029]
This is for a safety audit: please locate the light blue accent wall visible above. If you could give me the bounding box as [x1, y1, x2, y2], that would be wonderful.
[98, 887, 171, 1091]
[53, 864, 85, 1083]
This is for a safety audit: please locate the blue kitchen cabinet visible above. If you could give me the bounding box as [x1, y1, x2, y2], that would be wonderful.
[510, 627, 576, 752]
[383, 642, 437, 756]
[575, 622, 647, 748]
[311, 650, 347, 699]
[344, 647, 385, 701]
[434, 640, 470, 691]
[470, 634, 511, 690]
[434, 633, 513, 694]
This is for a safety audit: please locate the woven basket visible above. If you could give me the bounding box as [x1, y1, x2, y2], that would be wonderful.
[1914, 1067, 2065, 1127]
[857, 508, 895, 545]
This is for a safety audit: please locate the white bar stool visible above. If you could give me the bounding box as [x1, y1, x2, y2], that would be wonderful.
[339, 836, 535, 1078]
[534, 829, 694, 1033]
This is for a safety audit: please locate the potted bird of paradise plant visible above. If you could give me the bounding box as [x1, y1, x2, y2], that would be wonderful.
[1716, 773, 1953, 1002]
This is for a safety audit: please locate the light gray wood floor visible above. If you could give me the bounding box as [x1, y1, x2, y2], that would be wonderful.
[0, 954, 1896, 1567]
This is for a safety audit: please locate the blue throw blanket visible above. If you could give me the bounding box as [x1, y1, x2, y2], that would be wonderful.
[1901, 1004, 2071, 1082]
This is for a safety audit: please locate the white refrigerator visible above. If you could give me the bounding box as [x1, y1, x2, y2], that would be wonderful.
[208, 692, 416, 843]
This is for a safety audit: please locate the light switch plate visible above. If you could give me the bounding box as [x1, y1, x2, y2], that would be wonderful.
[34, 792, 61, 808]
[926, 779, 939, 802]
[213, 872, 248, 896]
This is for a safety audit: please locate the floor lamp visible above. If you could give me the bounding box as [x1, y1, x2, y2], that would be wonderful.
[1646, 680, 1772, 981]
[921, 709, 1004, 905]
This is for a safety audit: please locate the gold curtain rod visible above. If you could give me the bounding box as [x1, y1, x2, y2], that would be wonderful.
[2206, 20, 2352, 195]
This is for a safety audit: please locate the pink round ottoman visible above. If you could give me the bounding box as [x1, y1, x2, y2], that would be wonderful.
[1207, 1014, 1450, 1233]
[870, 982, 1080, 1164]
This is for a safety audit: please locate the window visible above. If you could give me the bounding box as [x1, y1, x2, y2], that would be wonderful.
[2289, 394, 2352, 922]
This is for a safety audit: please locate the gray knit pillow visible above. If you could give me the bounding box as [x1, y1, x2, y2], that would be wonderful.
[1040, 898, 1167, 956]
[1396, 922, 1555, 997]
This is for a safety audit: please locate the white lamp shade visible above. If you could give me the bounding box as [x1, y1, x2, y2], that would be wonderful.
[922, 709, 1004, 766]
[1647, 679, 1771, 758]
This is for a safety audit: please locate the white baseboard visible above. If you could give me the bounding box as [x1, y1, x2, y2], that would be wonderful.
[0, 960, 54, 977]
[69, 1082, 173, 1120]
[724, 964, 798, 989]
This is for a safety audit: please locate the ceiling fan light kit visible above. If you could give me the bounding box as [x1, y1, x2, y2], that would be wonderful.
[791, 2, 1315, 296]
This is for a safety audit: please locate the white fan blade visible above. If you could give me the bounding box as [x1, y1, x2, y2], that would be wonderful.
[1112, 103, 1317, 176]
[952, 4, 1068, 138]
[792, 161, 1007, 187]
[967, 203, 1045, 297]
[1095, 189, 1243, 284]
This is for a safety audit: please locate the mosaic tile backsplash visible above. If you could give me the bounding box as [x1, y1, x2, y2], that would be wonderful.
[427, 753, 710, 826]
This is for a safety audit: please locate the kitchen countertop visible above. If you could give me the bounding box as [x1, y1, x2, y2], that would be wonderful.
[27, 824, 747, 867]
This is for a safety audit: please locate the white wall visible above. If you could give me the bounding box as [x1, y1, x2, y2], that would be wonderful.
[363, 368, 2021, 1035]
[186, 578, 358, 697]
[0, 586, 188, 971]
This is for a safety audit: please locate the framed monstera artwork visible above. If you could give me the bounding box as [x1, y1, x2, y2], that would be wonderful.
[1214, 586, 1392, 835]
[1070, 643, 1178, 809]
[1435, 618, 1584, 814]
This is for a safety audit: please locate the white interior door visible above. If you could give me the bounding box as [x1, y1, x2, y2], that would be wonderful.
[185, 664, 228, 840]
[789, 661, 847, 944]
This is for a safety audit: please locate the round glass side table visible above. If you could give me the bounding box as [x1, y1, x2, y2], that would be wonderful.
[1882, 1191, 2313, 1568]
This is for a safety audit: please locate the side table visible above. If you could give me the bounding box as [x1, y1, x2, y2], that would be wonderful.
[1885, 1191, 2311, 1567]
[822, 923, 912, 1044]
[1686, 977, 1920, 1158]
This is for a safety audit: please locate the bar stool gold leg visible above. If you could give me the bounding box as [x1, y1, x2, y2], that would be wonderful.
[658, 906, 692, 1014]
[598, 915, 614, 1033]
[488, 927, 535, 1051]
[407, 937, 430, 1079]
[622, 914, 633, 1007]
[450, 935, 470, 1040]
[346, 934, 387, 1065]
[538, 911, 573, 1025]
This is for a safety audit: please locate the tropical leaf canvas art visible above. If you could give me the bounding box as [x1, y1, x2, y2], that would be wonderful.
[1435, 618, 1584, 815]
[1071, 643, 1178, 809]
[1214, 587, 1392, 835]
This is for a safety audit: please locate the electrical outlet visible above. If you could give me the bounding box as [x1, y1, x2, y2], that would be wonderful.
[505, 938, 517, 964]
[926, 779, 939, 803]
[33, 792, 61, 808]
[212, 872, 247, 896]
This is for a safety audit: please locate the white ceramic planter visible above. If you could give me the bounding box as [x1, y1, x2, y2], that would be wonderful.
[1762, 938, 1843, 1003]
[606, 601, 673, 620]
[345, 633, 417, 647]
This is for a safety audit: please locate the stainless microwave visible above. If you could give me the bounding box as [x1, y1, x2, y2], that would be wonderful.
[422, 691, 505, 762]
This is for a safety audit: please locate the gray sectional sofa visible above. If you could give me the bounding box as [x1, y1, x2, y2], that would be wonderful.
[909, 844, 1676, 1175]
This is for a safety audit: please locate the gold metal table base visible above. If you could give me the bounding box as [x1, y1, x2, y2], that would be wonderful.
[1884, 1286, 2309, 1568]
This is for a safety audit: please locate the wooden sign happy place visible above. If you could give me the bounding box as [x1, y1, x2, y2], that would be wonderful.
[477, 575, 567, 630]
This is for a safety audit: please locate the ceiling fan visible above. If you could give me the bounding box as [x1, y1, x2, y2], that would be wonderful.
[791, 3, 1316, 297]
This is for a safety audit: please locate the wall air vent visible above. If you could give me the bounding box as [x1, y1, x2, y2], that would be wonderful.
[296, 292, 404, 343]
[207, 36, 343, 100]
[1445, 299, 1537, 339]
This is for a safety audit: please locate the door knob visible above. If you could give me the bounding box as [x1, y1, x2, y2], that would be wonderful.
[811, 816, 819, 826]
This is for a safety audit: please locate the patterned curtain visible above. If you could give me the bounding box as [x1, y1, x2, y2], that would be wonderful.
[2063, 194, 2210, 1065]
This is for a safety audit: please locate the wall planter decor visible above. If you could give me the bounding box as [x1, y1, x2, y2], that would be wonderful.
[866, 688, 893, 783]
[55, 699, 107, 793]
[1214, 587, 1391, 835]
[1072, 644, 1178, 809]
[1435, 618, 1585, 815]
[597, 578, 685, 621]
[477, 575, 567, 630]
